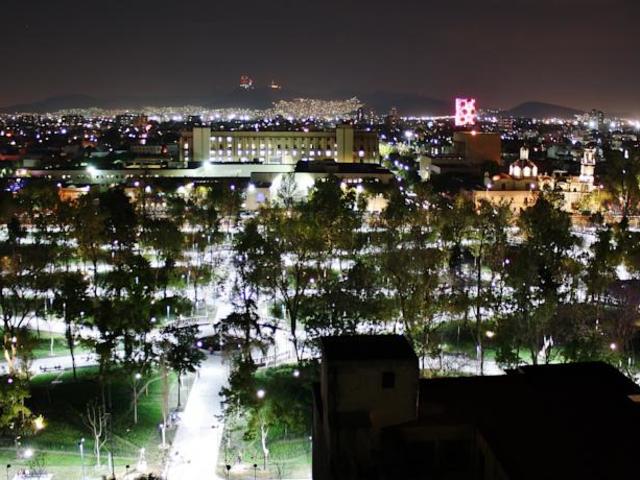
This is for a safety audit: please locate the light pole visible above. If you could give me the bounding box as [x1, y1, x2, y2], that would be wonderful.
[133, 373, 142, 424]
[5, 464, 10, 480]
[159, 422, 166, 449]
[78, 438, 86, 480]
[253, 463, 258, 480]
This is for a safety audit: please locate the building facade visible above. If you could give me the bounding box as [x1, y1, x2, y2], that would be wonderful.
[474, 147, 597, 213]
[181, 125, 379, 165]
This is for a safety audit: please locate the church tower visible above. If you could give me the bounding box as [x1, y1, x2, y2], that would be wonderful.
[580, 148, 596, 184]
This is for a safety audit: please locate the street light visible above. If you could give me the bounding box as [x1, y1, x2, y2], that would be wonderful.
[253, 463, 258, 480]
[256, 389, 266, 399]
[78, 438, 86, 480]
[134, 373, 142, 424]
[23, 448, 33, 459]
[5, 464, 11, 480]
[159, 422, 166, 449]
[33, 416, 45, 432]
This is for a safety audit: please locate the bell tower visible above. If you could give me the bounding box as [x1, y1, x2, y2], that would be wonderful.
[580, 148, 596, 184]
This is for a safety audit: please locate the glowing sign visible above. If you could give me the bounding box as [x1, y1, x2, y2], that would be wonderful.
[455, 98, 477, 127]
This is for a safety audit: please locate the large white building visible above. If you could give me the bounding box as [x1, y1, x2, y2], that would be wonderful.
[181, 125, 379, 165]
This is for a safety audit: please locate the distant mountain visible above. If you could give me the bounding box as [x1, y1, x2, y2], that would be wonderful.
[0, 94, 103, 113]
[11, 92, 586, 119]
[213, 87, 300, 109]
[358, 91, 450, 117]
[1, 90, 453, 116]
[0, 94, 220, 113]
[506, 101, 584, 119]
[0, 89, 304, 113]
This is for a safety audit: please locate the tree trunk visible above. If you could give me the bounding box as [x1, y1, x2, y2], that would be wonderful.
[92, 258, 99, 297]
[260, 420, 269, 470]
[95, 435, 101, 466]
[133, 387, 139, 425]
[66, 322, 77, 380]
[177, 372, 182, 408]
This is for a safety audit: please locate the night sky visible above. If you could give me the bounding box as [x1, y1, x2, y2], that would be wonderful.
[2, 0, 639, 114]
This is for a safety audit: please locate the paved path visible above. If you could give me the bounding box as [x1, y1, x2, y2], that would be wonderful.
[165, 354, 228, 480]
[0, 353, 98, 376]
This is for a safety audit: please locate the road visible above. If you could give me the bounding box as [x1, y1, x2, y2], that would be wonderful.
[165, 354, 228, 480]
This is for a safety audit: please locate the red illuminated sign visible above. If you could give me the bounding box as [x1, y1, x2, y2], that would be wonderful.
[455, 98, 477, 127]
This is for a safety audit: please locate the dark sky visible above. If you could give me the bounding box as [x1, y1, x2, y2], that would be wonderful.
[2, 0, 639, 114]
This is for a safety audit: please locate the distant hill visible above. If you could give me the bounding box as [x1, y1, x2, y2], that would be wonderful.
[0, 90, 452, 115]
[0, 89, 303, 113]
[506, 101, 584, 119]
[357, 91, 450, 117]
[4, 93, 584, 119]
[0, 94, 219, 113]
[0, 94, 103, 113]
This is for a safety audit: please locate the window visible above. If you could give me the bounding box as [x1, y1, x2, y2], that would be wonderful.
[382, 371, 395, 389]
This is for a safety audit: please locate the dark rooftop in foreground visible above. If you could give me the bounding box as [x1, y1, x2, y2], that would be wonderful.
[313, 335, 640, 480]
[416, 361, 640, 480]
[320, 335, 418, 362]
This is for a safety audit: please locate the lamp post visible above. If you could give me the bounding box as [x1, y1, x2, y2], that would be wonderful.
[14, 436, 20, 458]
[5, 464, 11, 480]
[133, 373, 142, 424]
[253, 463, 258, 480]
[125, 464, 130, 478]
[159, 422, 166, 449]
[78, 438, 86, 480]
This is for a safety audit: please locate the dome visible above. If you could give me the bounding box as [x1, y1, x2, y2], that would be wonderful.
[509, 159, 538, 179]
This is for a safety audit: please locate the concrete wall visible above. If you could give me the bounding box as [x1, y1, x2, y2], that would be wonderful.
[336, 125, 354, 162]
[192, 127, 211, 163]
[454, 131, 502, 165]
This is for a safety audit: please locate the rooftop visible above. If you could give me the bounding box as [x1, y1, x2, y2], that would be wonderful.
[414, 361, 640, 480]
[320, 335, 417, 363]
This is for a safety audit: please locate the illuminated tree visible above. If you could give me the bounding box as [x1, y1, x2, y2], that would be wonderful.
[52, 272, 91, 380]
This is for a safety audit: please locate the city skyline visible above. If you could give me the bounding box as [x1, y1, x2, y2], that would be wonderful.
[2, 0, 639, 115]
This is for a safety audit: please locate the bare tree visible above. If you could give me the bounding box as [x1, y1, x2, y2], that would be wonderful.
[82, 399, 108, 467]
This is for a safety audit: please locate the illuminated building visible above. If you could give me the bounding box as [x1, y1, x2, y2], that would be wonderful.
[578, 147, 596, 184]
[269, 80, 282, 90]
[182, 125, 378, 164]
[455, 97, 477, 127]
[498, 116, 515, 131]
[239, 74, 254, 90]
[474, 147, 597, 213]
[385, 107, 400, 128]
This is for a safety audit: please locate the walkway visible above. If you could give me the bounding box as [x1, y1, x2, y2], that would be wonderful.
[165, 354, 228, 480]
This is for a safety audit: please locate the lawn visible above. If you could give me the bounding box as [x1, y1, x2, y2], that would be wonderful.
[219, 364, 314, 479]
[2, 365, 187, 479]
[220, 436, 312, 479]
[0, 329, 88, 361]
[30, 331, 89, 360]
